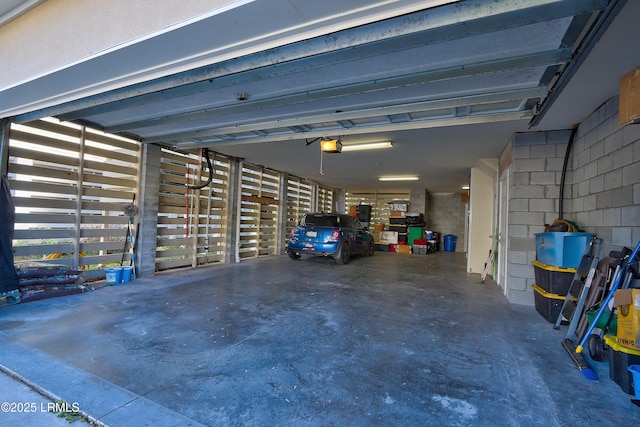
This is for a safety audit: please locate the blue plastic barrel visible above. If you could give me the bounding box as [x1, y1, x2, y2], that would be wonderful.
[443, 234, 457, 252]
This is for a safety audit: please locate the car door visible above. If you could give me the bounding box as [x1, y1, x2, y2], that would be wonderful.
[345, 215, 366, 254]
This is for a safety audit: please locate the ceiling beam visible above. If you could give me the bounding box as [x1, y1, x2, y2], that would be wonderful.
[173, 110, 533, 149]
[142, 87, 546, 144]
[111, 49, 567, 135]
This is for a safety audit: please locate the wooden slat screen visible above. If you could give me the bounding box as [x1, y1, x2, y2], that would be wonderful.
[239, 164, 280, 259]
[344, 189, 411, 225]
[284, 176, 313, 244]
[156, 148, 230, 270]
[316, 184, 334, 213]
[8, 119, 140, 278]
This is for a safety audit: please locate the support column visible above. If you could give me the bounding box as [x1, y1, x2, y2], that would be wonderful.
[225, 158, 243, 263]
[137, 144, 161, 277]
[334, 189, 346, 213]
[277, 174, 289, 255]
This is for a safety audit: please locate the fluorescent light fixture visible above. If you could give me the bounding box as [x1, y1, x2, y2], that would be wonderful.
[320, 138, 342, 153]
[379, 175, 419, 181]
[341, 141, 393, 152]
[461, 185, 470, 190]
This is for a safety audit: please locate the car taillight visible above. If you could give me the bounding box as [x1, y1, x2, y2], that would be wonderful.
[331, 229, 340, 240]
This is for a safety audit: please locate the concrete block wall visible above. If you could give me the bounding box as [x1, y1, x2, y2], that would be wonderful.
[503, 95, 640, 305]
[428, 193, 466, 252]
[569, 95, 640, 253]
[503, 129, 573, 305]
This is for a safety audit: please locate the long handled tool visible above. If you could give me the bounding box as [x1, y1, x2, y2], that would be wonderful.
[121, 202, 139, 280]
[481, 230, 499, 283]
[576, 240, 640, 354]
[121, 194, 135, 266]
[558, 238, 603, 380]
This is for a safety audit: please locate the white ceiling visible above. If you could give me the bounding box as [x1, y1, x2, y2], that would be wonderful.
[2, 0, 638, 193]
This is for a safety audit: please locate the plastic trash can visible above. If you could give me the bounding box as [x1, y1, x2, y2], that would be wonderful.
[443, 234, 457, 252]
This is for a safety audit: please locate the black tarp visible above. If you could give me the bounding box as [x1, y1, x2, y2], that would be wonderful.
[0, 175, 18, 293]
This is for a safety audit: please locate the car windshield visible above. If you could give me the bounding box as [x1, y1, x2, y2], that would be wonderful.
[301, 214, 340, 227]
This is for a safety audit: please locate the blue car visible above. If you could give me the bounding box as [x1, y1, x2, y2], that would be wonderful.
[287, 212, 375, 264]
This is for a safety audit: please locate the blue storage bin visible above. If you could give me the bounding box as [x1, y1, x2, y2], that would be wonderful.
[535, 232, 594, 268]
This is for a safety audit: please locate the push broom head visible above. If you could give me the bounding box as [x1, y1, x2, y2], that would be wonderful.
[122, 203, 139, 218]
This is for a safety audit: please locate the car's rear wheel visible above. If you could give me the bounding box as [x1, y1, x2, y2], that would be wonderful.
[365, 240, 375, 256]
[287, 249, 301, 260]
[335, 241, 351, 265]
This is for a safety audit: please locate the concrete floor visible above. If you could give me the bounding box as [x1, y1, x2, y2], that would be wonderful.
[0, 252, 638, 426]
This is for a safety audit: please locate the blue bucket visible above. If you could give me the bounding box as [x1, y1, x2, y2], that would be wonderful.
[105, 268, 123, 285]
[122, 266, 133, 283]
[628, 365, 640, 399]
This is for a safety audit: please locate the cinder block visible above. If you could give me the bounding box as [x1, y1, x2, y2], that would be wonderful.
[517, 158, 546, 172]
[623, 164, 640, 186]
[510, 211, 544, 226]
[512, 185, 544, 198]
[613, 144, 634, 168]
[530, 172, 556, 185]
[622, 205, 640, 224]
[546, 157, 565, 172]
[529, 198, 554, 212]
[605, 169, 623, 190]
[590, 175, 605, 193]
[531, 144, 557, 158]
[512, 172, 530, 185]
[510, 198, 529, 212]
[584, 161, 598, 179]
[507, 289, 534, 306]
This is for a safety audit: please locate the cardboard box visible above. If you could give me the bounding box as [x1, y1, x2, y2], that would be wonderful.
[614, 288, 640, 350]
[396, 244, 411, 254]
[619, 66, 640, 125]
[380, 231, 398, 244]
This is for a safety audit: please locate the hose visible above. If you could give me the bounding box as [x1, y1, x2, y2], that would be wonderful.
[559, 125, 578, 219]
[187, 148, 214, 190]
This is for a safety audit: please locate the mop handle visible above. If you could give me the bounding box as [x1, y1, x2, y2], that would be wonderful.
[576, 240, 640, 353]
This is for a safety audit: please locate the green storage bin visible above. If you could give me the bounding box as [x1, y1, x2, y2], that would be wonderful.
[408, 226, 424, 246]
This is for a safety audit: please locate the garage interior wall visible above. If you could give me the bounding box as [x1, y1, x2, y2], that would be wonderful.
[468, 159, 497, 274]
[427, 193, 467, 251]
[502, 94, 640, 305]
